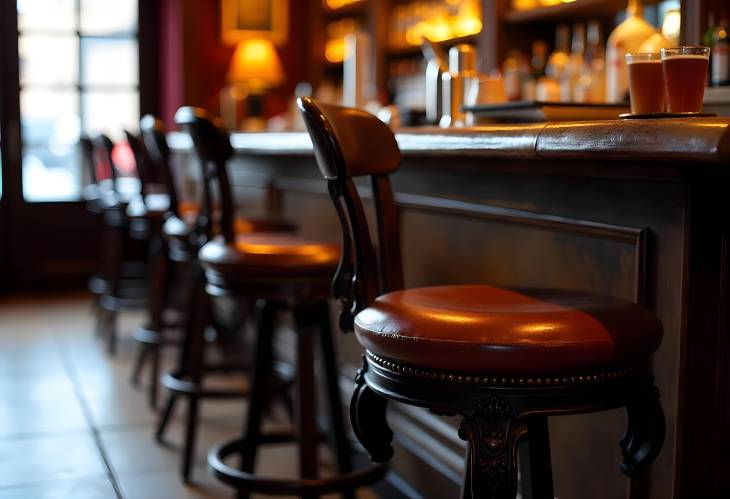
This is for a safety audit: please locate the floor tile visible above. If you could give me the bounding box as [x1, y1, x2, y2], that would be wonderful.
[0, 295, 381, 498]
[0, 477, 116, 499]
[0, 374, 87, 437]
[0, 433, 106, 488]
[117, 467, 232, 499]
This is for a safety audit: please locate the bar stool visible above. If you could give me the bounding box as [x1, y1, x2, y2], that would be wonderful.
[81, 136, 109, 311]
[125, 126, 186, 408]
[154, 108, 298, 482]
[163, 105, 389, 497]
[89, 134, 149, 354]
[298, 97, 665, 499]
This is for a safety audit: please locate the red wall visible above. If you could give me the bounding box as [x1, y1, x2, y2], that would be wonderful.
[157, 0, 311, 129]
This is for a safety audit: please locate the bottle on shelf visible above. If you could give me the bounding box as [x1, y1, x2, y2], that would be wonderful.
[531, 40, 548, 80]
[546, 24, 570, 81]
[703, 12, 717, 48]
[711, 12, 729, 87]
[605, 0, 656, 102]
[661, 7, 681, 46]
[539, 25, 569, 102]
[638, 30, 673, 53]
[562, 23, 585, 102]
[522, 40, 547, 101]
[704, 11, 717, 80]
[639, 6, 675, 54]
[574, 20, 605, 103]
[502, 50, 522, 101]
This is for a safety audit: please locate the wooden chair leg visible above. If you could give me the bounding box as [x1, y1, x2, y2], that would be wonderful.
[147, 235, 168, 333]
[155, 393, 177, 442]
[104, 224, 124, 357]
[236, 300, 277, 499]
[149, 342, 161, 409]
[315, 301, 355, 499]
[105, 312, 118, 356]
[130, 343, 150, 386]
[458, 396, 526, 499]
[349, 358, 393, 464]
[620, 381, 665, 478]
[180, 280, 211, 483]
[293, 305, 319, 499]
[156, 264, 204, 442]
[520, 416, 554, 499]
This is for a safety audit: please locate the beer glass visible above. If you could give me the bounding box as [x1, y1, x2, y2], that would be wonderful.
[626, 52, 665, 114]
[661, 46, 710, 113]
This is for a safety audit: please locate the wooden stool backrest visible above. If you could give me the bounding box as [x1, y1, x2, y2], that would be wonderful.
[92, 134, 119, 192]
[298, 97, 404, 332]
[80, 136, 96, 185]
[124, 130, 153, 195]
[140, 115, 180, 217]
[174, 106, 235, 243]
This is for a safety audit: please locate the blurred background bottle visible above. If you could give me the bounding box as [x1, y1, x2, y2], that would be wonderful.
[546, 24, 570, 82]
[605, 0, 656, 102]
[711, 12, 729, 86]
[561, 23, 585, 101]
[574, 21, 605, 103]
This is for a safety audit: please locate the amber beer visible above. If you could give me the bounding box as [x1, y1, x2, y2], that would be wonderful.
[626, 53, 665, 114]
[661, 47, 711, 113]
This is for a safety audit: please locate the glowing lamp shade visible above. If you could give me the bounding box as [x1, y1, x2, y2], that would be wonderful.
[227, 39, 284, 93]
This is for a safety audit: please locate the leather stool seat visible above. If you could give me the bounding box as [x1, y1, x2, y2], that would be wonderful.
[354, 285, 662, 376]
[199, 233, 340, 282]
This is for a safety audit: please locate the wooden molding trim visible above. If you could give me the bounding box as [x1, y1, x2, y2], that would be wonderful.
[267, 175, 649, 305]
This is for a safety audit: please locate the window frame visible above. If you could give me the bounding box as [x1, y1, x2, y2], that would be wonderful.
[16, 0, 156, 202]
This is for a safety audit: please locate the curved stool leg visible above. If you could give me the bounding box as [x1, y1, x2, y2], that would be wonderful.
[316, 301, 355, 499]
[519, 416, 554, 499]
[458, 396, 527, 499]
[349, 358, 393, 463]
[620, 382, 665, 478]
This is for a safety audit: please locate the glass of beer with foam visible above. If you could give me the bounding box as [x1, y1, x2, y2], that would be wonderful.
[626, 52, 665, 114]
[660, 46, 711, 114]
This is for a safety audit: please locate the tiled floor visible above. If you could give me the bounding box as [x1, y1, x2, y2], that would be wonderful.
[0, 294, 379, 499]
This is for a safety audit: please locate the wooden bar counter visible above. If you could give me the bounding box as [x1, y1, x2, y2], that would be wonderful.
[170, 118, 730, 499]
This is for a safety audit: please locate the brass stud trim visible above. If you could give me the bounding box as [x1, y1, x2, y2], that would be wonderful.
[366, 351, 643, 387]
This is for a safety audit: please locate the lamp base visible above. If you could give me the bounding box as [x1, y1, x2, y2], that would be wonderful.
[220, 87, 268, 131]
[240, 94, 266, 131]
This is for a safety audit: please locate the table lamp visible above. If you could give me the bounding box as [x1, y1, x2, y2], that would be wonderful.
[221, 39, 284, 131]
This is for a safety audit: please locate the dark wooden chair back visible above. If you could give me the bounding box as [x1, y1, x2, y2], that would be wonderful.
[298, 97, 404, 332]
[125, 130, 153, 195]
[92, 134, 118, 191]
[174, 106, 235, 243]
[140, 115, 180, 217]
[80, 136, 97, 184]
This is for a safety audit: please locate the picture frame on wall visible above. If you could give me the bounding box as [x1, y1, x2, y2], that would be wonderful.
[220, 0, 288, 45]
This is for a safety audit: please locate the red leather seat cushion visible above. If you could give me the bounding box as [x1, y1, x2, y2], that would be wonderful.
[354, 285, 662, 376]
[199, 233, 340, 280]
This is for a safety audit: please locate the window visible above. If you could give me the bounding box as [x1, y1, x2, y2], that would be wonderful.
[17, 0, 139, 202]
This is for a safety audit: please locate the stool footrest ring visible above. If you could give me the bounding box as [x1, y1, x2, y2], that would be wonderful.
[160, 373, 248, 399]
[208, 437, 389, 495]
